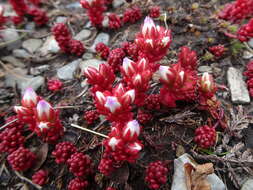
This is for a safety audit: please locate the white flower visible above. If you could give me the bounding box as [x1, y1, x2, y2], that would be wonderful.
[105, 96, 121, 113]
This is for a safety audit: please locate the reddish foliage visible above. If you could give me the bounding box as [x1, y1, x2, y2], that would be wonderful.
[68, 178, 88, 190]
[144, 94, 161, 110]
[95, 42, 110, 59]
[8, 0, 28, 17]
[244, 61, 253, 97]
[84, 110, 99, 124]
[108, 48, 126, 71]
[137, 110, 152, 124]
[47, 79, 63, 92]
[121, 41, 140, 61]
[209, 45, 225, 58]
[145, 161, 169, 189]
[123, 6, 142, 24]
[237, 18, 253, 42]
[5, 115, 24, 130]
[52, 142, 77, 164]
[194, 125, 216, 149]
[109, 13, 121, 30]
[69, 39, 85, 56]
[0, 127, 25, 154]
[67, 153, 93, 177]
[27, 8, 48, 26]
[0, 6, 7, 29]
[7, 147, 36, 171]
[178, 46, 198, 71]
[32, 169, 48, 186]
[149, 6, 160, 18]
[98, 152, 116, 176]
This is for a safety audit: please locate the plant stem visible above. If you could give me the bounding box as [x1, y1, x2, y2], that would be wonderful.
[0, 118, 18, 131]
[71, 124, 109, 138]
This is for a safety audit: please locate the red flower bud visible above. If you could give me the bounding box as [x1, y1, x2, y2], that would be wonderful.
[21, 88, 39, 108]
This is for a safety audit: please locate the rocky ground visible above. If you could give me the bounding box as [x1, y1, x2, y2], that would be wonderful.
[1, 0, 253, 189]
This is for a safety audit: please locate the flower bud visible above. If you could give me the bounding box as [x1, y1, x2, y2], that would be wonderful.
[201, 72, 215, 93]
[122, 120, 141, 141]
[108, 137, 122, 151]
[35, 100, 55, 122]
[105, 96, 121, 113]
[21, 88, 39, 108]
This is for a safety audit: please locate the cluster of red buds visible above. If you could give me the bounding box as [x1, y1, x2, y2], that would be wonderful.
[144, 94, 161, 111]
[218, 0, 253, 23]
[109, 13, 121, 30]
[107, 48, 126, 71]
[95, 42, 110, 60]
[145, 161, 169, 189]
[209, 45, 225, 58]
[47, 78, 63, 92]
[237, 18, 253, 42]
[8, 0, 48, 26]
[0, 6, 7, 29]
[149, 6, 161, 18]
[121, 57, 153, 105]
[84, 110, 99, 124]
[52, 23, 85, 56]
[121, 41, 140, 61]
[99, 120, 143, 175]
[80, 0, 107, 28]
[244, 60, 253, 97]
[135, 17, 172, 70]
[52, 141, 77, 164]
[137, 109, 152, 124]
[14, 88, 63, 143]
[106, 187, 117, 190]
[194, 125, 217, 149]
[94, 84, 135, 123]
[7, 147, 36, 171]
[32, 169, 48, 186]
[178, 46, 198, 71]
[123, 6, 142, 24]
[68, 178, 89, 190]
[84, 63, 115, 94]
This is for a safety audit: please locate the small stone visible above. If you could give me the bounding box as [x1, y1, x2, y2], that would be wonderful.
[227, 67, 250, 104]
[91, 33, 110, 52]
[112, 0, 125, 8]
[248, 38, 253, 48]
[102, 16, 109, 28]
[40, 36, 60, 55]
[241, 178, 253, 190]
[56, 16, 67, 23]
[74, 29, 91, 41]
[79, 59, 104, 74]
[22, 39, 42, 54]
[243, 51, 253, 59]
[66, 2, 82, 10]
[19, 76, 44, 93]
[57, 59, 82, 80]
[25, 22, 36, 31]
[12, 49, 31, 59]
[82, 52, 93, 60]
[30, 65, 50, 75]
[0, 29, 21, 50]
[1, 56, 25, 68]
[198, 66, 212, 73]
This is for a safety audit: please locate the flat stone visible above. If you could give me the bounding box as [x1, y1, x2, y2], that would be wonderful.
[82, 52, 93, 60]
[19, 76, 44, 93]
[198, 65, 212, 73]
[74, 29, 91, 41]
[40, 36, 60, 55]
[0, 29, 21, 50]
[1, 56, 25, 68]
[241, 178, 253, 190]
[12, 49, 32, 59]
[57, 59, 82, 80]
[227, 67, 250, 104]
[56, 16, 67, 23]
[113, 0, 125, 8]
[79, 59, 104, 74]
[171, 153, 226, 190]
[91, 33, 110, 52]
[248, 38, 253, 48]
[25, 22, 36, 31]
[30, 65, 50, 75]
[22, 39, 42, 54]
[243, 51, 253, 59]
[65, 2, 82, 10]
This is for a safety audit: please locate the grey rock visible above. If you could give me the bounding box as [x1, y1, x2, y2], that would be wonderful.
[12, 49, 31, 59]
[248, 38, 253, 48]
[40, 36, 60, 55]
[0, 29, 21, 50]
[113, 0, 125, 8]
[198, 66, 212, 73]
[243, 51, 253, 59]
[25, 22, 36, 31]
[82, 52, 93, 60]
[91, 33, 110, 52]
[57, 59, 82, 80]
[79, 59, 104, 74]
[102, 16, 109, 28]
[56, 16, 67, 23]
[74, 29, 91, 41]
[172, 154, 226, 190]
[227, 67, 250, 104]
[5, 68, 44, 92]
[241, 178, 253, 190]
[30, 65, 50, 75]
[85, 21, 92, 28]
[66, 2, 82, 9]
[1, 56, 25, 68]
[22, 39, 42, 54]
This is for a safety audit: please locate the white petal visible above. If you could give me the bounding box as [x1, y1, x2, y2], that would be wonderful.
[37, 100, 52, 119]
[179, 71, 185, 82]
[22, 87, 38, 105]
[37, 122, 49, 131]
[124, 120, 140, 137]
[122, 57, 134, 74]
[159, 66, 171, 81]
[95, 91, 106, 104]
[108, 137, 120, 151]
[124, 89, 135, 103]
[105, 96, 121, 113]
[142, 16, 155, 36]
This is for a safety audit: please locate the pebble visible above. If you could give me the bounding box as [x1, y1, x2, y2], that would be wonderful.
[57, 59, 82, 80]
[241, 178, 253, 190]
[113, 0, 125, 8]
[40, 36, 60, 55]
[171, 154, 226, 190]
[243, 51, 253, 59]
[22, 39, 42, 54]
[12, 49, 31, 59]
[0, 29, 21, 50]
[25, 22, 36, 31]
[30, 65, 50, 75]
[248, 38, 253, 48]
[227, 67, 250, 104]
[197, 65, 212, 73]
[79, 59, 104, 74]
[82, 52, 93, 60]
[1, 56, 25, 68]
[91, 33, 110, 52]
[56, 16, 67, 23]
[74, 29, 91, 41]
[65, 2, 82, 10]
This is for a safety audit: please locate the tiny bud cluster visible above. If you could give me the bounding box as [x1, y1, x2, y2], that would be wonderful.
[84, 110, 99, 124]
[47, 79, 63, 92]
[52, 142, 77, 164]
[209, 45, 225, 58]
[244, 61, 253, 97]
[108, 48, 126, 71]
[123, 6, 142, 24]
[95, 42, 110, 59]
[109, 13, 121, 30]
[68, 178, 88, 190]
[194, 125, 216, 149]
[32, 169, 48, 186]
[237, 18, 253, 42]
[149, 6, 160, 18]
